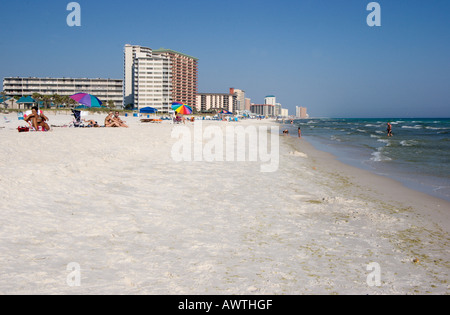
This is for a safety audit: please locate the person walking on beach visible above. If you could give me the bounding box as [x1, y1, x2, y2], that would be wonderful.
[387, 122, 393, 137]
[298, 127, 302, 138]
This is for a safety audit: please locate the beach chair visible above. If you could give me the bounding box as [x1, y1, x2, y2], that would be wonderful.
[174, 116, 183, 124]
[71, 110, 84, 128]
[25, 120, 47, 132]
[22, 110, 48, 132]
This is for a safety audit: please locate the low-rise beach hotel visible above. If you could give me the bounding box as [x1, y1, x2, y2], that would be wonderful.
[3, 77, 123, 108]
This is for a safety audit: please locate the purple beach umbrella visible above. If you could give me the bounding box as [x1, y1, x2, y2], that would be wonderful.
[70, 93, 103, 108]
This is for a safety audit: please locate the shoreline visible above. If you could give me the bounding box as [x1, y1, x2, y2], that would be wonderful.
[286, 134, 450, 231]
[304, 134, 450, 203]
[277, 118, 450, 203]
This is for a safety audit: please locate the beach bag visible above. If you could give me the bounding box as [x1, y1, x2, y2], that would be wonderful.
[18, 126, 30, 133]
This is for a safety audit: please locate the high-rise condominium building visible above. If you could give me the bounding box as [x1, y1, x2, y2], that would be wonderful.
[196, 88, 250, 113]
[124, 44, 198, 112]
[124, 45, 172, 111]
[196, 92, 237, 113]
[296, 106, 308, 118]
[3, 77, 123, 108]
[265, 95, 285, 117]
[230, 88, 245, 112]
[245, 98, 251, 111]
[264, 95, 276, 106]
[250, 104, 275, 117]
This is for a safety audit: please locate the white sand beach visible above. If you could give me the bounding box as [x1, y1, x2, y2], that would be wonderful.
[0, 112, 448, 295]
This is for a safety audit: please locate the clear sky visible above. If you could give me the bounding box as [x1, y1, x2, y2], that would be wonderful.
[0, 0, 449, 117]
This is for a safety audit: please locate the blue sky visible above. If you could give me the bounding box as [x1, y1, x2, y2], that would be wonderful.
[1, 0, 449, 117]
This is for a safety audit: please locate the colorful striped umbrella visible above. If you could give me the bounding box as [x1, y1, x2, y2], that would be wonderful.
[70, 93, 103, 108]
[171, 102, 193, 115]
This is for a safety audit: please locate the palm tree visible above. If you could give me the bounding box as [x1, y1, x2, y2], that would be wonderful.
[9, 98, 15, 110]
[107, 100, 115, 109]
[53, 94, 63, 108]
[54, 94, 64, 113]
[12, 96, 20, 110]
[0, 91, 7, 110]
[50, 94, 56, 108]
[32, 93, 43, 109]
[68, 96, 77, 109]
[42, 95, 52, 109]
[61, 95, 70, 109]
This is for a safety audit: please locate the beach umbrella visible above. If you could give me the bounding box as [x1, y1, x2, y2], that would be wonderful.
[70, 93, 103, 108]
[139, 107, 158, 114]
[172, 102, 193, 115]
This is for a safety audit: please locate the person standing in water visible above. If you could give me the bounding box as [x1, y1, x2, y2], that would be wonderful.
[387, 122, 393, 137]
[298, 127, 302, 138]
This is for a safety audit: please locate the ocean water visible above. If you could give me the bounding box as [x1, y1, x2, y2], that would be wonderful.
[288, 118, 450, 202]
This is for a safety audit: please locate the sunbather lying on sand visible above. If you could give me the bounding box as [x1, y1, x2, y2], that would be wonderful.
[83, 119, 100, 127]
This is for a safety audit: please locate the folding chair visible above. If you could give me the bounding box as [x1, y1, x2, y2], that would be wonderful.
[71, 110, 84, 128]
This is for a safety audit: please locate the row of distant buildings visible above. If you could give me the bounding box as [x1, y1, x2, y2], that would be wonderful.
[2, 44, 308, 118]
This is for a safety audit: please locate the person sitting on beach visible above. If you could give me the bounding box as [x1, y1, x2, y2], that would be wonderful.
[24, 106, 50, 131]
[83, 119, 100, 128]
[114, 111, 129, 128]
[105, 112, 121, 127]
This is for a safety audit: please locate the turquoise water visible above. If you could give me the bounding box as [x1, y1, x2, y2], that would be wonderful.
[287, 118, 450, 202]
